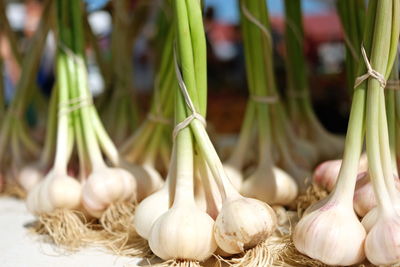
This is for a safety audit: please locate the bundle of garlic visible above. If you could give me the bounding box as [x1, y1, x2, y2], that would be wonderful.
[223, 0, 310, 202]
[0, 0, 51, 194]
[222, 0, 298, 204]
[134, 1, 278, 265]
[292, 1, 400, 266]
[284, 0, 344, 165]
[26, 0, 143, 249]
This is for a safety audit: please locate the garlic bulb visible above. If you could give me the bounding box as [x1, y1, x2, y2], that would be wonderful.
[356, 174, 400, 220]
[222, 164, 243, 190]
[365, 213, 400, 265]
[134, 186, 170, 239]
[353, 172, 374, 217]
[241, 166, 297, 205]
[293, 201, 366, 265]
[18, 164, 44, 192]
[313, 154, 368, 192]
[123, 162, 163, 202]
[149, 205, 217, 261]
[27, 171, 82, 215]
[214, 197, 277, 254]
[82, 167, 136, 218]
[312, 159, 342, 191]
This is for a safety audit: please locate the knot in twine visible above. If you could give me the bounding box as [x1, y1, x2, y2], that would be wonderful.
[172, 46, 206, 140]
[354, 45, 386, 89]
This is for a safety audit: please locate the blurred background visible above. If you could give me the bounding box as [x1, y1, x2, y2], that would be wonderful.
[1, 0, 350, 135]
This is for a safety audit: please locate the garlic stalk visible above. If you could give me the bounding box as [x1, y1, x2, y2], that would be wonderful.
[336, 0, 365, 94]
[234, 0, 299, 203]
[284, 0, 344, 162]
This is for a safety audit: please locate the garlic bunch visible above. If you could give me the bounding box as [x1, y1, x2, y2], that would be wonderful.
[27, 170, 82, 215]
[82, 167, 137, 218]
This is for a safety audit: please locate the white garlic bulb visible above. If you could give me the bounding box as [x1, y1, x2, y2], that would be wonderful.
[365, 213, 400, 265]
[27, 171, 82, 215]
[82, 167, 136, 217]
[293, 202, 366, 266]
[214, 197, 277, 254]
[18, 164, 44, 192]
[149, 205, 217, 261]
[241, 166, 297, 205]
[134, 186, 170, 239]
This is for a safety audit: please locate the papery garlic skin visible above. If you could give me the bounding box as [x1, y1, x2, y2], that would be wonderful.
[223, 164, 243, 190]
[293, 203, 366, 266]
[365, 215, 400, 265]
[134, 188, 170, 239]
[214, 197, 277, 254]
[27, 173, 82, 215]
[82, 168, 137, 218]
[18, 165, 44, 192]
[148, 205, 217, 261]
[241, 167, 297, 205]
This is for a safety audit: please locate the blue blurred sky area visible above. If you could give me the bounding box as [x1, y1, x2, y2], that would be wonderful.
[205, 0, 330, 24]
[83, 0, 331, 22]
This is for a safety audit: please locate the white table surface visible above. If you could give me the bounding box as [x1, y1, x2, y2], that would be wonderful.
[0, 197, 143, 267]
